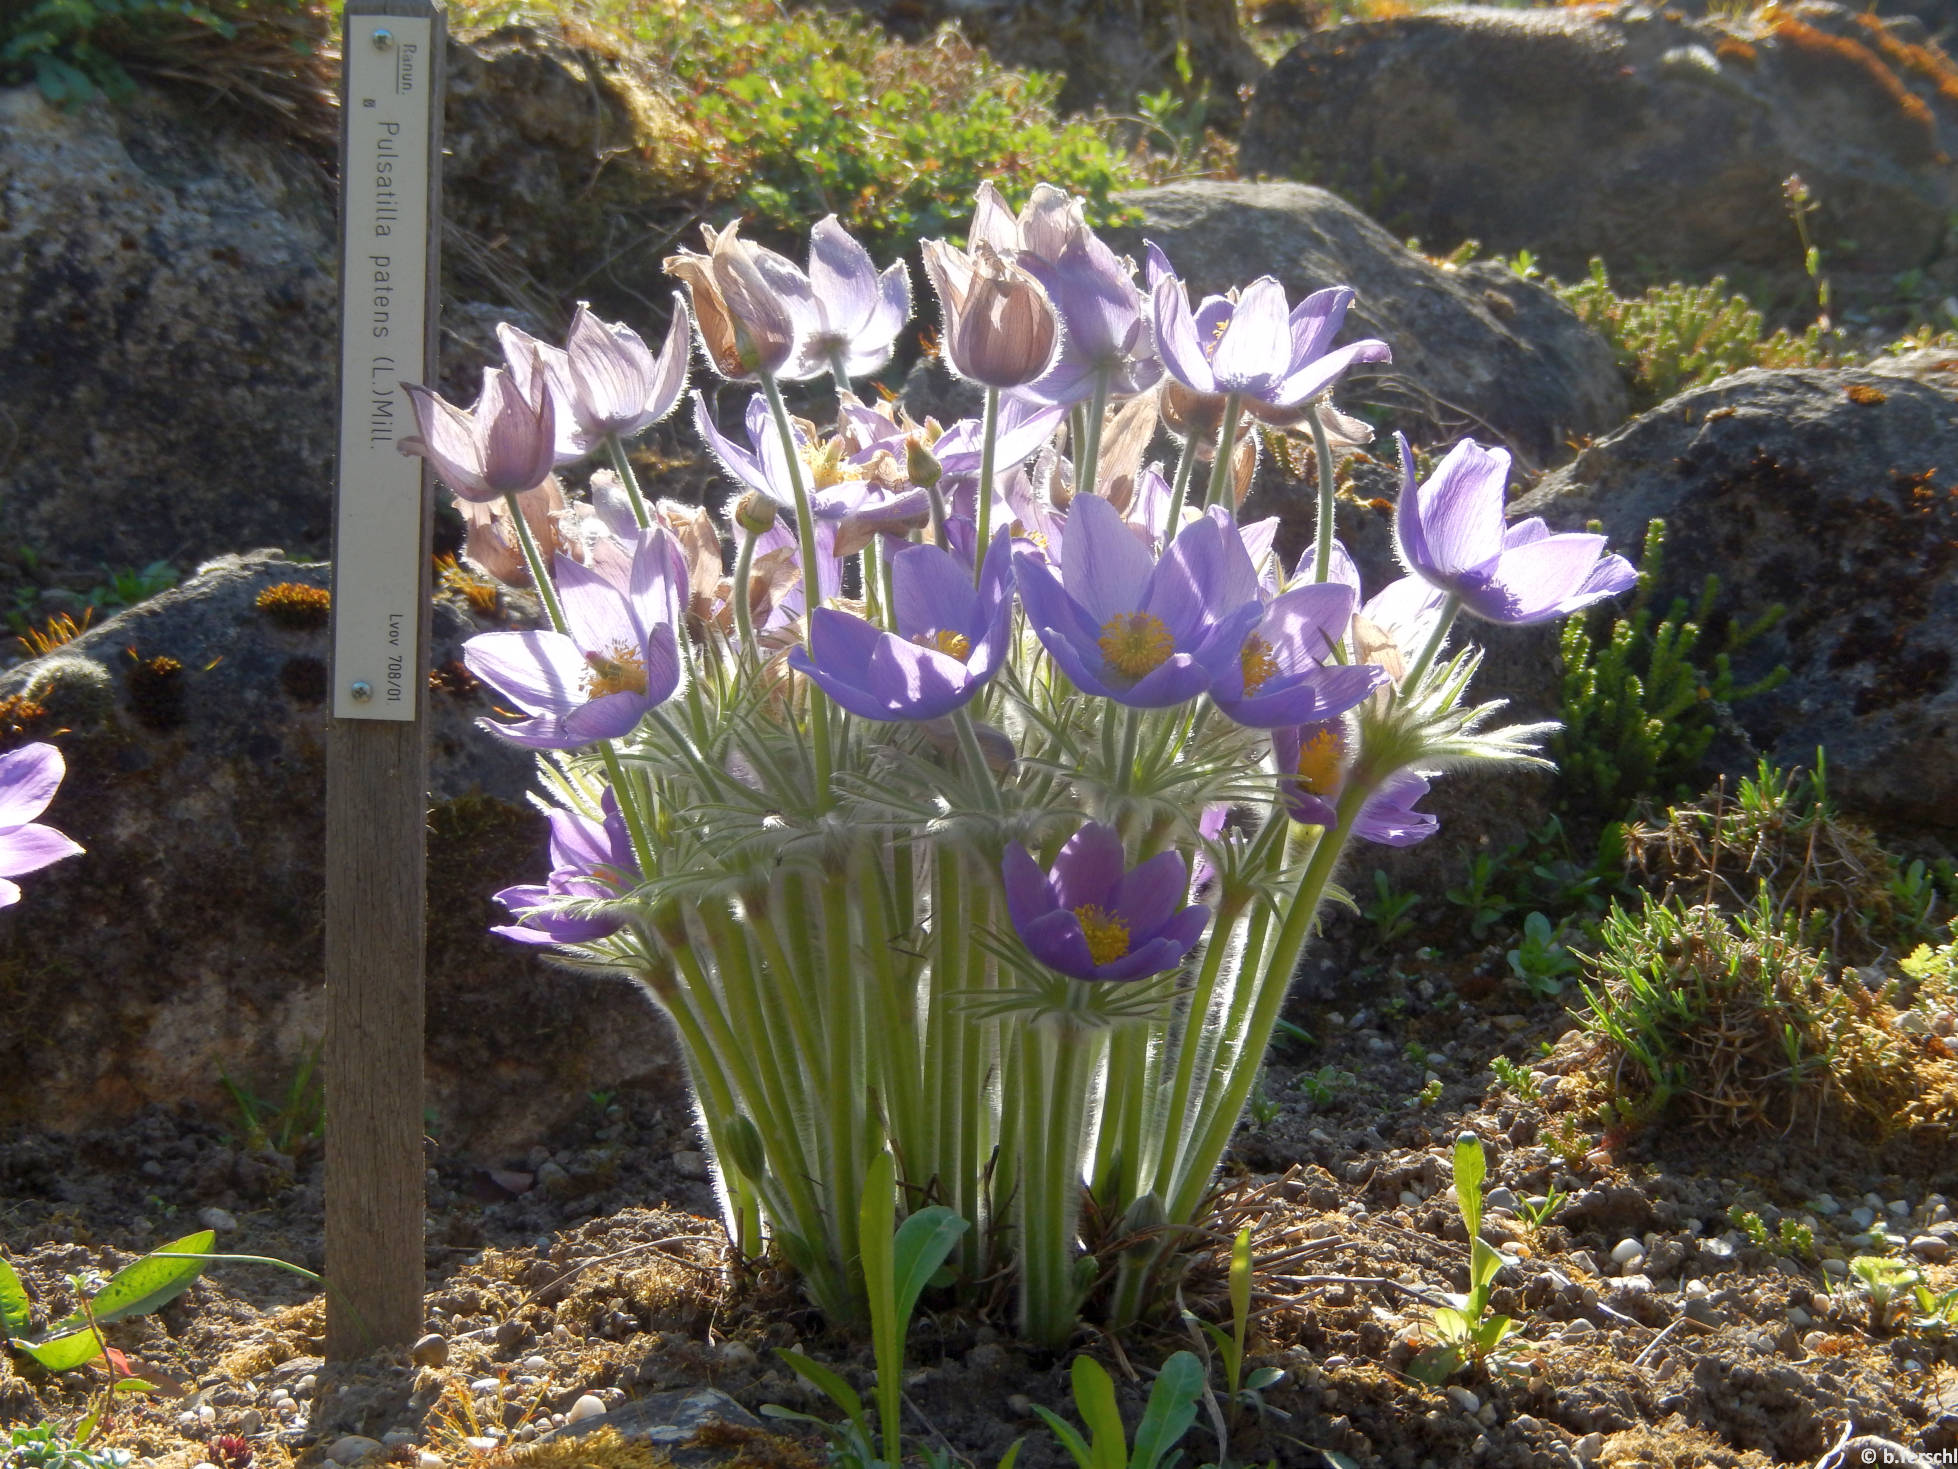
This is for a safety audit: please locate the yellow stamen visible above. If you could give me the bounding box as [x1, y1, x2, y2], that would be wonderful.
[1294, 725, 1344, 797]
[913, 628, 972, 661]
[584, 644, 648, 699]
[800, 438, 851, 489]
[1072, 904, 1131, 967]
[1240, 633, 1281, 695]
[1098, 612, 1176, 680]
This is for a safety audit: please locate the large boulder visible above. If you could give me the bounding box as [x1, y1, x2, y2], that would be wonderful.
[1108, 181, 1630, 470]
[1239, 3, 1958, 304]
[1510, 353, 1958, 840]
[0, 552, 681, 1154]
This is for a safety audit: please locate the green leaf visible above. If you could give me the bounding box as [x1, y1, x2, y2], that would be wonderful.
[14, 1322, 108, 1372]
[1468, 1238, 1503, 1300]
[993, 1441, 1023, 1469]
[1130, 1351, 1203, 1469]
[1244, 1366, 1284, 1392]
[0, 1255, 30, 1337]
[1030, 1404, 1095, 1469]
[1451, 1134, 1485, 1239]
[1068, 1355, 1126, 1469]
[1429, 1306, 1471, 1343]
[83, 1231, 214, 1326]
[890, 1206, 967, 1333]
[1406, 1343, 1466, 1387]
[776, 1348, 866, 1432]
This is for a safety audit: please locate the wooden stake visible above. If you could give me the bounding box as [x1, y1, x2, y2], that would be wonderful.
[325, 0, 444, 1360]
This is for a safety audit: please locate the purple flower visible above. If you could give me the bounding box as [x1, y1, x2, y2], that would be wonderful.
[1001, 822, 1210, 981]
[1210, 581, 1388, 729]
[786, 530, 1013, 721]
[1148, 243, 1390, 413]
[400, 365, 557, 502]
[0, 742, 83, 908]
[1392, 435, 1636, 624]
[1014, 494, 1263, 709]
[492, 795, 637, 946]
[1273, 721, 1438, 847]
[789, 216, 912, 381]
[665, 220, 810, 381]
[463, 527, 688, 749]
[920, 238, 1062, 390]
[498, 300, 690, 461]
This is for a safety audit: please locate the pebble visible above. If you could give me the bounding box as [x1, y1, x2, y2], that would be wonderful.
[1584, 1148, 1613, 1170]
[1700, 1237, 1735, 1262]
[197, 1404, 217, 1425]
[178, 1413, 201, 1432]
[1485, 1188, 1520, 1213]
[463, 1439, 499, 1454]
[671, 1150, 711, 1181]
[1850, 1206, 1878, 1229]
[382, 1432, 416, 1448]
[566, 1395, 607, 1424]
[469, 1378, 501, 1395]
[1574, 1432, 1604, 1462]
[418, 1456, 443, 1469]
[717, 1340, 757, 1368]
[198, 1207, 238, 1232]
[327, 1437, 384, 1464]
[1821, 1258, 1850, 1277]
[1568, 1251, 1601, 1277]
[1561, 1319, 1596, 1337]
[1610, 1238, 1646, 1267]
[1811, 1194, 1840, 1216]
[521, 1355, 550, 1373]
[1889, 1200, 1912, 1218]
[239, 1410, 263, 1435]
[1788, 1307, 1812, 1328]
[1803, 1330, 1831, 1353]
[1910, 1235, 1951, 1264]
[1399, 1190, 1421, 1208]
[1446, 1386, 1480, 1414]
[411, 1333, 449, 1368]
[296, 1374, 317, 1397]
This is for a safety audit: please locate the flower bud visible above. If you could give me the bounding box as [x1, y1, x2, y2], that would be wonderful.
[905, 438, 943, 490]
[665, 221, 805, 381]
[920, 239, 1061, 390]
[733, 490, 778, 536]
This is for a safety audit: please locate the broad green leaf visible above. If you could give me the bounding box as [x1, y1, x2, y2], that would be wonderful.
[1469, 1237, 1503, 1299]
[1244, 1366, 1285, 1392]
[1068, 1355, 1126, 1469]
[890, 1206, 967, 1332]
[84, 1231, 215, 1326]
[1130, 1350, 1203, 1469]
[15, 1322, 108, 1372]
[1030, 1405, 1094, 1469]
[0, 1255, 30, 1337]
[1406, 1342, 1466, 1387]
[1429, 1307, 1471, 1342]
[776, 1348, 865, 1432]
[1452, 1135, 1485, 1239]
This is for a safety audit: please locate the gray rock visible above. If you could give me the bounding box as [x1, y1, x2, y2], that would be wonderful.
[410, 1334, 450, 1369]
[1509, 355, 1958, 837]
[542, 1387, 760, 1463]
[0, 553, 680, 1153]
[1911, 1234, 1952, 1263]
[1240, 4, 1958, 305]
[1108, 181, 1629, 470]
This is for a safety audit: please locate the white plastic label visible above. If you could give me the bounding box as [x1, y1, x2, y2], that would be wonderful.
[333, 13, 435, 721]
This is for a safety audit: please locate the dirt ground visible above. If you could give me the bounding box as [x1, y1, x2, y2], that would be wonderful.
[4, 913, 1956, 1469]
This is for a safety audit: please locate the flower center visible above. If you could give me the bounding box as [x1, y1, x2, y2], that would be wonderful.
[1098, 612, 1176, 681]
[1294, 724, 1344, 796]
[1072, 904, 1131, 967]
[913, 628, 972, 661]
[584, 644, 648, 699]
[1240, 633, 1281, 695]
[800, 439, 852, 489]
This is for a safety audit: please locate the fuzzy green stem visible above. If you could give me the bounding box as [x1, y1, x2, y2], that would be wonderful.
[820, 874, 868, 1313]
[1306, 405, 1338, 584]
[760, 370, 834, 807]
[605, 435, 654, 530]
[505, 489, 569, 634]
[953, 706, 1003, 813]
[1149, 897, 1248, 1201]
[974, 387, 1000, 586]
[1202, 394, 1244, 511]
[1019, 1014, 1100, 1349]
[1075, 368, 1112, 500]
[1397, 593, 1464, 698]
[1162, 432, 1200, 542]
[730, 521, 760, 663]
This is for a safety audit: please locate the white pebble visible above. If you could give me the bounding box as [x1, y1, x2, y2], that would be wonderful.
[469, 1378, 501, 1395]
[1574, 1433, 1604, 1462]
[178, 1412, 200, 1432]
[566, 1394, 607, 1424]
[419, 1456, 444, 1469]
[463, 1439, 499, 1454]
[1610, 1238, 1646, 1266]
[1446, 1385, 1480, 1414]
[198, 1207, 238, 1232]
[1399, 1190, 1421, 1207]
[197, 1405, 217, 1425]
[521, 1355, 549, 1373]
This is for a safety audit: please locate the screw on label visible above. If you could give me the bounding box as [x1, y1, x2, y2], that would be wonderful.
[350, 681, 374, 702]
[372, 27, 392, 47]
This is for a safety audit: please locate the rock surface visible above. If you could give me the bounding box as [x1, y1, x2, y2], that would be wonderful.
[1109, 181, 1629, 470]
[0, 552, 681, 1152]
[1511, 353, 1958, 837]
[1240, 3, 1958, 299]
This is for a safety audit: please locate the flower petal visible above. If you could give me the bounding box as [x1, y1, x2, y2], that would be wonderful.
[1002, 841, 1059, 934]
[1208, 277, 1290, 398]
[0, 743, 64, 827]
[1464, 533, 1616, 624]
[1108, 850, 1190, 936]
[1050, 822, 1126, 913]
[1151, 266, 1217, 396]
[1061, 492, 1155, 627]
[462, 629, 589, 715]
[0, 822, 84, 879]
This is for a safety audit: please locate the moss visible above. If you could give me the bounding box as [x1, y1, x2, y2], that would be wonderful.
[255, 581, 331, 630]
[1845, 382, 1888, 404]
[1771, 17, 1943, 164]
[125, 651, 186, 730]
[1851, 12, 1958, 110]
[1714, 37, 1757, 66]
[23, 655, 115, 732]
[0, 692, 54, 752]
[428, 659, 482, 701]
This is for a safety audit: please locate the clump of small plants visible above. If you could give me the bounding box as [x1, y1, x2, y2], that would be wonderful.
[254, 581, 331, 631]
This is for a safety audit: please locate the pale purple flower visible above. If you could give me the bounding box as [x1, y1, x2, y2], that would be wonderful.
[920, 238, 1062, 390]
[1210, 581, 1387, 729]
[1148, 243, 1390, 413]
[492, 795, 637, 946]
[665, 221, 809, 381]
[788, 217, 912, 381]
[0, 742, 83, 908]
[1001, 822, 1209, 982]
[498, 300, 690, 462]
[1013, 494, 1264, 709]
[1392, 435, 1636, 624]
[400, 365, 557, 502]
[1273, 721, 1438, 846]
[463, 527, 688, 749]
[786, 530, 1013, 721]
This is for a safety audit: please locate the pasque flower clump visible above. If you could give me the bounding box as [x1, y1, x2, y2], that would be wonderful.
[402, 189, 1635, 1346]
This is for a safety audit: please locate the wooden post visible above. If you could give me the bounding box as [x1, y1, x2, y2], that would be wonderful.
[325, 0, 444, 1360]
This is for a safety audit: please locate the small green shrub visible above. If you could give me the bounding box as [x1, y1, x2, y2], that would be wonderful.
[1556, 518, 1788, 821]
[1553, 259, 1831, 410]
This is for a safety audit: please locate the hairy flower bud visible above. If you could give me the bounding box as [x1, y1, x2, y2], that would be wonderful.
[733, 490, 778, 536]
[920, 239, 1061, 390]
[905, 438, 944, 490]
